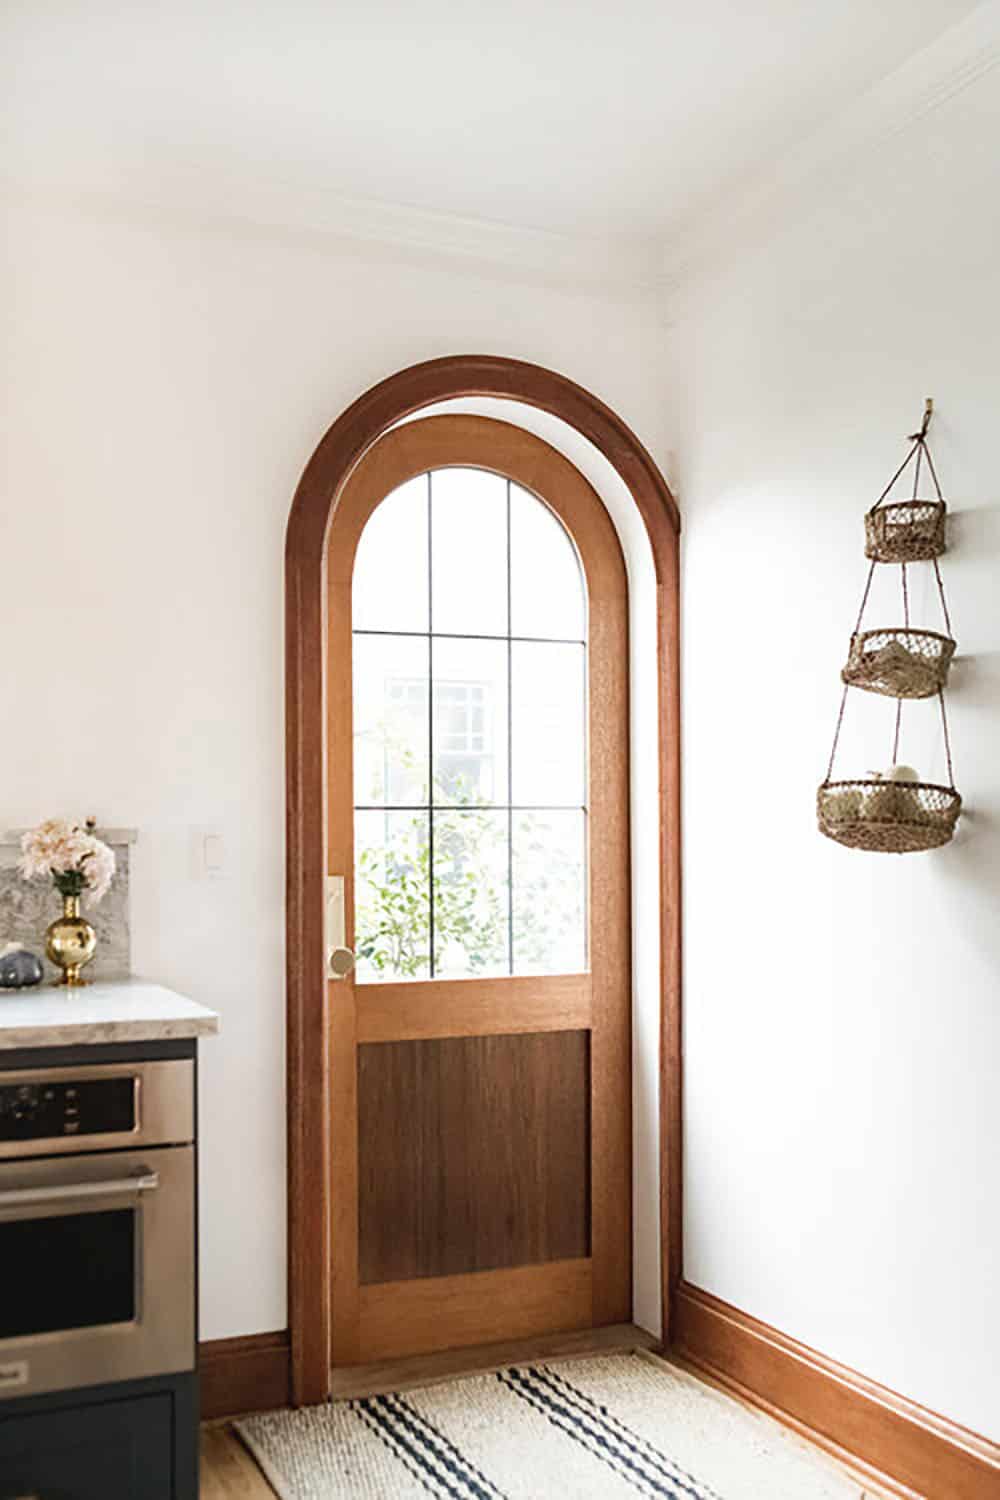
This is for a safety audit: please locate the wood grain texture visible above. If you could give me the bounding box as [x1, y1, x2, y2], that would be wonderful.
[330, 1321, 659, 1399]
[199, 1333, 291, 1421]
[673, 1282, 1000, 1500]
[327, 573, 361, 1367]
[286, 357, 681, 1401]
[359, 1258, 593, 1362]
[201, 1425, 277, 1499]
[659, 531, 684, 1339]
[356, 974, 592, 1042]
[358, 1031, 591, 1285]
[328, 977, 360, 1366]
[284, 531, 331, 1405]
[588, 567, 632, 1326]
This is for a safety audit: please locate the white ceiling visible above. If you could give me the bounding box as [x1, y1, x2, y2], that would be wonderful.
[3, 1, 983, 244]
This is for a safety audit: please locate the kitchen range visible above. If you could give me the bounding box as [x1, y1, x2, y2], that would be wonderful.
[0, 982, 217, 1500]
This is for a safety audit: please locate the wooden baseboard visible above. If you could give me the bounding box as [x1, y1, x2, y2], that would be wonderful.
[672, 1282, 999, 1500]
[199, 1321, 657, 1417]
[199, 1331, 291, 1420]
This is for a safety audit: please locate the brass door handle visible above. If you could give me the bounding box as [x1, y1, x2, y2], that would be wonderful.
[325, 876, 355, 979]
[328, 946, 356, 979]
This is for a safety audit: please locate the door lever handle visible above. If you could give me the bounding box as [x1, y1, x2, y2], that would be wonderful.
[325, 876, 356, 979]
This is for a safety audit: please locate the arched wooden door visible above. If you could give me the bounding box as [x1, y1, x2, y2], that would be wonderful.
[324, 416, 631, 1366]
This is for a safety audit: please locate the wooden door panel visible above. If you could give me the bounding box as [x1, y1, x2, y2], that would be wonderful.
[358, 1259, 593, 1362]
[355, 973, 592, 1042]
[358, 1031, 590, 1284]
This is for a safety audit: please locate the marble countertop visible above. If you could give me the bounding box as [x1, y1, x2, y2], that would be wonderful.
[0, 979, 220, 1049]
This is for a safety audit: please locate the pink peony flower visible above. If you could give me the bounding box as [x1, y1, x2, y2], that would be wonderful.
[19, 819, 117, 907]
[78, 835, 115, 906]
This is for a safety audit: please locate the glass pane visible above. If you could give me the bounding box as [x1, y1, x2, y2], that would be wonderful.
[431, 468, 508, 636]
[432, 637, 508, 807]
[511, 641, 586, 807]
[433, 809, 509, 978]
[352, 476, 428, 633]
[0, 1210, 135, 1338]
[510, 483, 586, 640]
[353, 634, 429, 806]
[512, 810, 587, 974]
[354, 810, 430, 981]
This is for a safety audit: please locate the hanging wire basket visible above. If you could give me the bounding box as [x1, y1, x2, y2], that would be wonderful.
[818, 400, 963, 853]
[817, 779, 961, 853]
[865, 499, 946, 562]
[841, 627, 955, 699]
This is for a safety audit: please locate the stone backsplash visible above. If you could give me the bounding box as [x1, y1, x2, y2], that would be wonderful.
[0, 828, 135, 982]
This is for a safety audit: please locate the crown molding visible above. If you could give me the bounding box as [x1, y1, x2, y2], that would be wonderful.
[8, 6, 999, 312]
[658, 1, 1000, 310]
[6, 159, 662, 303]
[191, 171, 664, 298]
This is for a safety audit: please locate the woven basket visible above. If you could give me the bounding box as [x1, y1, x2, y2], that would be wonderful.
[817, 779, 960, 853]
[865, 500, 946, 562]
[841, 628, 955, 699]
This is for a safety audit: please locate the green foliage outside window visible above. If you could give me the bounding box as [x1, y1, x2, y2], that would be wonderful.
[355, 752, 582, 978]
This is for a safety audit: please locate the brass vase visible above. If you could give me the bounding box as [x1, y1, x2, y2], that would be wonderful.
[45, 894, 97, 986]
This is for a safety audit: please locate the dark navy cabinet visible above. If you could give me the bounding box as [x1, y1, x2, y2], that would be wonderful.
[0, 1373, 198, 1499]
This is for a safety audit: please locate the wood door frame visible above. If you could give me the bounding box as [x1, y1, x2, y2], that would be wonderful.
[286, 355, 681, 1406]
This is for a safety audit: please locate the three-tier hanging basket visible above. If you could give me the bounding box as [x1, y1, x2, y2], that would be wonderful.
[818, 399, 963, 854]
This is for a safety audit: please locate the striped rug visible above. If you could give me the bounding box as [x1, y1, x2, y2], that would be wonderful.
[236, 1352, 868, 1499]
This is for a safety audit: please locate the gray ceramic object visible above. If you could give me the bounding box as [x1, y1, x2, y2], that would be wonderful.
[0, 945, 44, 988]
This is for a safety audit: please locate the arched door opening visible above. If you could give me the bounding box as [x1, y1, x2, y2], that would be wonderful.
[286, 357, 680, 1405]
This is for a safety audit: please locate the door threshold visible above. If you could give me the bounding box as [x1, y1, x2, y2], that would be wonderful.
[329, 1321, 659, 1401]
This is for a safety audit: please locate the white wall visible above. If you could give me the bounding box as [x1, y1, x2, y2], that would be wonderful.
[670, 68, 1000, 1436]
[1, 192, 671, 1344]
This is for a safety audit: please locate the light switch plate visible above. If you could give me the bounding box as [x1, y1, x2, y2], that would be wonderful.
[203, 833, 225, 875]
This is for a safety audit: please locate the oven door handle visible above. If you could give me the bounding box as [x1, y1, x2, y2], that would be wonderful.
[0, 1169, 159, 1208]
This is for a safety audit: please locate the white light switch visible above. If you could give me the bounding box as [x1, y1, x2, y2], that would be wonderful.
[203, 833, 225, 876]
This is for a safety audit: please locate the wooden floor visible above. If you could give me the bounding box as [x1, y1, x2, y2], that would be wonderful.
[202, 1424, 276, 1499]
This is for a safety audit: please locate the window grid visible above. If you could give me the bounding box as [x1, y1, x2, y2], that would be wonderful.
[353, 469, 588, 980]
[356, 805, 587, 813]
[355, 629, 585, 647]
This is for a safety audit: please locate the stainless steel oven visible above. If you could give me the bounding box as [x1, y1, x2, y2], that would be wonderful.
[0, 1059, 195, 1401]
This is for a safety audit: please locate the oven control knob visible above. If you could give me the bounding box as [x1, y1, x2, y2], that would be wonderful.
[11, 1084, 40, 1121]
